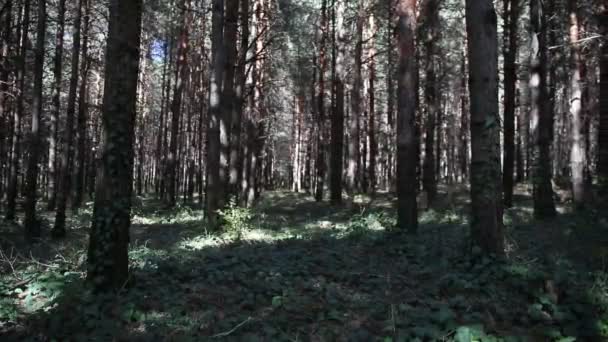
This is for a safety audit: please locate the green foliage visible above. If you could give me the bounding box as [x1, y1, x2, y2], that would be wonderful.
[217, 198, 254, 239]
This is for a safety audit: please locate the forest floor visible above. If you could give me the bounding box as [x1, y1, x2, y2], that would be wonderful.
[1, 185, 608, 341]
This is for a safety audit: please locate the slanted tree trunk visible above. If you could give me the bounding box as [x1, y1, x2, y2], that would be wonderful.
[5, 0, 30, 221]
[86, 0, 143, 291]
[502, 0, 519, 207]
[206, 0, 225, 227]
[23, 0, 46, 239]
[330, 0, 345, 205]
[529, 0, 556, 218]
[396, 0, 418, 232]
[465, 0, 504, 255]
[47, 0, 65, 211]
[53, 0, 83, 238]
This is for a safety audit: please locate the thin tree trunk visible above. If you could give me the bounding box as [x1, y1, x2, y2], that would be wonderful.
[53, 0, 83, 238]
[330, 0, 345, 205]
[347, 8, 363, 196]
[502, 0, 519, 207]
[599, 5, 608, 187]
[465, 0, 504, 255]
[315, 0, 328, 202]
[422, 0, 438, 206]
[47, 0, 65, 211]
[23, 0, 46, 239]
[73, 0, 91, 209]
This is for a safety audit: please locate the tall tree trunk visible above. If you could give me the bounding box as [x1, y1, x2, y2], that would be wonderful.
[168, 0, 190, 206]
[422, 0, 438, 206]
[599, 5, 608, 188]
[47, 0, 65, 211]
[396, 0, 418, 232]
[347, 8, 363, 196]
[53, 0, 83, 238]
[529, 0, 556, 218]
[568, 0, 587, 210]
[386, 0, 395, 190]
[5, 0, 30, 221]
[87, 0, 143, 292]
[228, 0, 249, 198]
[367, 14, 377, 195]
[23, 0, 46, 239]
[206, 0, 225, 227]
[222, 0, 239, 202]
[314, 0, 328, 202]
[330, 0, 345, 205]
[73, 0, 91, 209]
[459, 49, 469, 183]
[502, 0, 519, 207]
[465, 0, 504, 255]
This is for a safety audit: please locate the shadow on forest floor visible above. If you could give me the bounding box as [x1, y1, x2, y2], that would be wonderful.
[1, 185, 608, 340]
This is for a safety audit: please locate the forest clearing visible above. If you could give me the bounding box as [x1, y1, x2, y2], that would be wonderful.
[0, 0, 607, 340]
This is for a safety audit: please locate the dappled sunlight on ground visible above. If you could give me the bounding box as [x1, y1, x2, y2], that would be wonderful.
[1, 187, 608, 340]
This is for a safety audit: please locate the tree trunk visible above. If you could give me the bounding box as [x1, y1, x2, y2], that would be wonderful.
[347, 8, 363, 196]
[330, 0, 345, 205]
[86, 0, 143, 291]
[53, 0, 83, 238]
[367, 14, 377, 195]
[5, 0, 30, 221]
[529, 0, 556, 218]
[465, 0, 504, 255]
[47, 0, 65, 211]
[23, 0, 46, 239]
[73, 0, 91, 209]
[396, 0, 418, 232]
[314, 0, 328, 202]
[222, 0, 239, 202]
[599, 5, 608, 187]
[422, 0, 439, 206]
[568, 0, 587, 210]
[168, 0, 190, 206]
[502, 0, 519, 207]
[206, 0, 225, 227]
[228, 0, 249, 198]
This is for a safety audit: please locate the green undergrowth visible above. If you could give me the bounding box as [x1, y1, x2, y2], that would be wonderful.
[1, 190, 608, 340]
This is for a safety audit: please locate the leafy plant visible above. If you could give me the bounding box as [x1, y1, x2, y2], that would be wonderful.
[218, 198, 254, 239]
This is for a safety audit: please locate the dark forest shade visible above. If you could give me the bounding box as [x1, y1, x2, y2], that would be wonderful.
[86, 0, 143, 291]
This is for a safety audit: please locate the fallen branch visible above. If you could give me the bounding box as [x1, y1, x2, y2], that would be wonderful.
[211, 316, 253, 338]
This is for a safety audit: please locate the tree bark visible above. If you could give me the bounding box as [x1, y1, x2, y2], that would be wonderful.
[53, 0, 83, 238]
[529, 0, 556, 218]
[568, 0, 587, 210]
[330, 0, 345, 205]
[23, 0, 46, 239]
[599, 5, 608, 187]
[206, 0, 225, 227]
[347, 7, 363, 196]
[73, 0, 91, 209]
[465, 0, 504, 255]
[86, 0, 143, 291]
[396, 0, 418, 232]
[47, 0, 65, 211]
[5, 0, 30, 221]
[502, 0, 519, 207]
